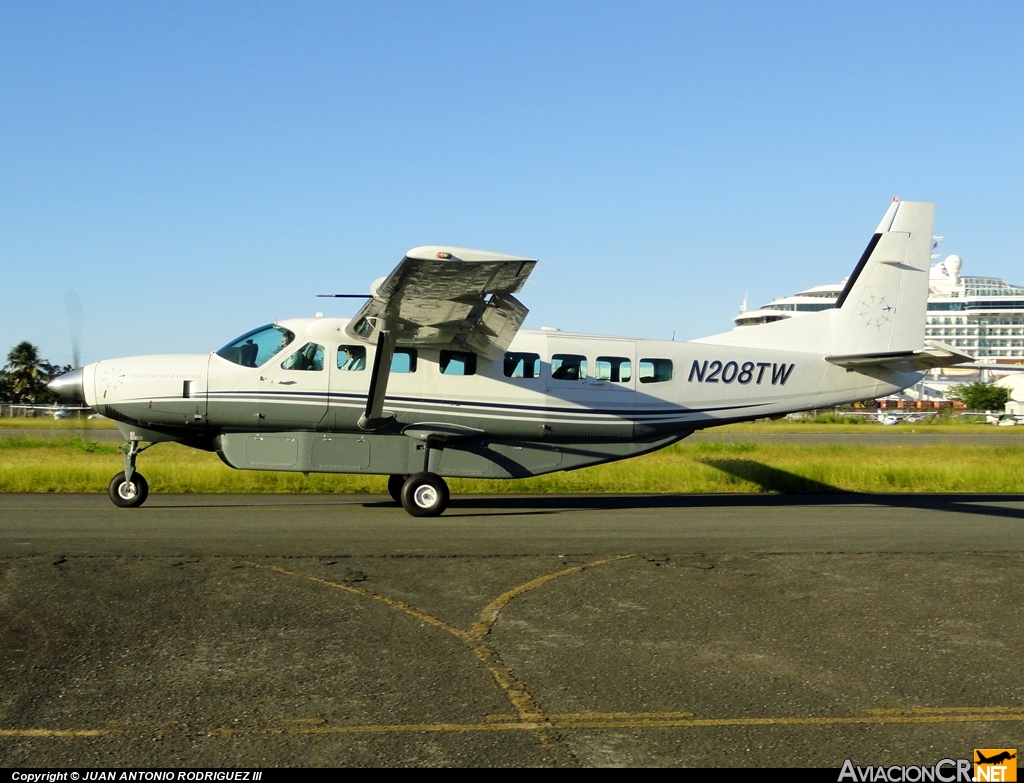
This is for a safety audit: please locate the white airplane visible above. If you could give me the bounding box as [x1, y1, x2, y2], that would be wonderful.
[50, 199, 973, 516]
[986, 412, 1021, 426]
[840, 408, 935, 425]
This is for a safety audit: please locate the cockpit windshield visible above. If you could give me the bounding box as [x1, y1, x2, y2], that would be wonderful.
[216, 324, 296, 367]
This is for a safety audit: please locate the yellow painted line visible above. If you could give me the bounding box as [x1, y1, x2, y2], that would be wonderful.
[236, 560, 473, 643]
[209, 722, 547, 736]
[470, 554, 637, 641]
[275, 711, 1024, 734]
[11, 710, 1024, 739]
[0, 729, 119, 737]
[212, 710, 1024, 735]
[232, 553, 640, 730]
[548, 711, 696, 720]
[864, 706, 1024, 715]
[232, 559, 556, 727]
[551, 713, 1024, 730]
[472, 644, 547, 722]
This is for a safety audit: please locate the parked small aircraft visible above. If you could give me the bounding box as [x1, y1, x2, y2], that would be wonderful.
[840, 408, 936, 425]
[50, 199, 973, 516]
[986, 412, 1021, 426]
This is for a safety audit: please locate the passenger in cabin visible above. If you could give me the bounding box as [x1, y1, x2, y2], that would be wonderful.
[281, 342, 325, 371]
[338, 346, 366, 371]
[551, 362, 580, 380]
[238, 340, 259, 368]
[551, 354, 586, 380]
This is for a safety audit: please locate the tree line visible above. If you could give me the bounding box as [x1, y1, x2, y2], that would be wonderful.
[0, 342, 72, 405]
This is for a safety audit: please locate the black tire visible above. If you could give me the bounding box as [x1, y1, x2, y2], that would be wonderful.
[387, 474, 407, 504]
[400, 472, 449, 517]
[108, 471, 149, 508]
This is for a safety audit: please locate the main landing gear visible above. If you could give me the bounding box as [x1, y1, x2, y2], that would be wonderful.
[108, 439, 153, 508]
[387, 474, 407, 504]
[400, 472, 450, 517]
[389, 472, 450, 516]
[388, 438, 451, 517]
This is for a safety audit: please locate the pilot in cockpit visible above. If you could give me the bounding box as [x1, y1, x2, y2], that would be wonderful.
[338, 346, 366, 371]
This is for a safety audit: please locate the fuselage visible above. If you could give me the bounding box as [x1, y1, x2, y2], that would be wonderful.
[78, 317, 915, 452]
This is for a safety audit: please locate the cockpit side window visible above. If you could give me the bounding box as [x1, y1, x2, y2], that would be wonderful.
[337, 345, 366, 371]
[217, 324, 296, 367]
[281, 342, 325, 372]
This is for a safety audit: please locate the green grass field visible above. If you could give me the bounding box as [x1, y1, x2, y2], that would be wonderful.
[0, 417, 118, 429]
[3, 433, 1023, 494]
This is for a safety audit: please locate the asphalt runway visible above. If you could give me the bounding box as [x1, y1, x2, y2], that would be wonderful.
[2, 493, 1023, 767]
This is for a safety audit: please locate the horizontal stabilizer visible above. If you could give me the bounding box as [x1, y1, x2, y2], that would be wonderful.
[951, 363, 1024, 372]
[826, 340, 974, 373]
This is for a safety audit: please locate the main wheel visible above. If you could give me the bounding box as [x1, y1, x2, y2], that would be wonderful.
[400, 472, 450, 517]
[108, 471, 149, 508]
[387, 474, 408, 504]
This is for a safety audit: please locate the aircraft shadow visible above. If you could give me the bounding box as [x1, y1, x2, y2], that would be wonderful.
[438, 458, 1024, 522]
[699, 458, 841, 494]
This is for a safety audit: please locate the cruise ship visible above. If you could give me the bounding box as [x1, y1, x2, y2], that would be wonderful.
[734, 255, 1024, 365]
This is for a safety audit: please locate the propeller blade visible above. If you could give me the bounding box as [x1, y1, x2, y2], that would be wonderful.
[65, 288, 83, 369]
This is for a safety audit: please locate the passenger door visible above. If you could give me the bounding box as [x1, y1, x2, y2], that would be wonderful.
[545, 338, 635, 438]
[253, 340, 330, 430]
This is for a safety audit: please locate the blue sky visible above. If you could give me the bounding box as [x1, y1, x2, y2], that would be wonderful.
[2, 1, 1023, 366]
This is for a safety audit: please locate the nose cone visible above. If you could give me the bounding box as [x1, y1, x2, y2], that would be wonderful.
[48, 367, 85, 403]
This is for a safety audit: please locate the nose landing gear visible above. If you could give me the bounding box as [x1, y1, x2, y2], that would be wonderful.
[108, 439, 154, 508]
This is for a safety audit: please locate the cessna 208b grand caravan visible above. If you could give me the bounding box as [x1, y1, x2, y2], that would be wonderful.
[50, 199, 971, 516]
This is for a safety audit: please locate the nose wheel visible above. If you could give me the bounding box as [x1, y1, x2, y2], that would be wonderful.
[109, 471, 149, 508]
[108, 439, 154, 508]
[400, 472, 449, 517]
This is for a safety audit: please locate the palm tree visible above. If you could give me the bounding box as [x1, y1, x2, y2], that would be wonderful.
[4, 342, 49, 403]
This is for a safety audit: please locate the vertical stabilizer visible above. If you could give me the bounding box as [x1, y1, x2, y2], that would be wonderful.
[828, 200, 934, 355]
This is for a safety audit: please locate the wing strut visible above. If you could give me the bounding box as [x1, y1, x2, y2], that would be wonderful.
[358, 329, 397, 431]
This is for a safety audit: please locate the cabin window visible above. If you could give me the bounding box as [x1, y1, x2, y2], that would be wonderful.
[596, 356, 632, 383]
[392, 348, 417, 373]
[216, 324, 295, 368]
[337, 345, 366, 371]
[639, 358, 673, 383]
[550, 354, 587, 381]
[281, 342, 325, 372]
[504, 352, 541, 378]
[439, 350, 477, 376]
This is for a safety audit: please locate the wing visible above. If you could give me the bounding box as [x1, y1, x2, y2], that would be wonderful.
[346, 246, 537, 362]
[349, 246, 537, 430]
[826, 340, 975, 373]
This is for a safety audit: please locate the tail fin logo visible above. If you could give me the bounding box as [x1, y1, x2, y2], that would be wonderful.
[858, 292, 894, 330]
